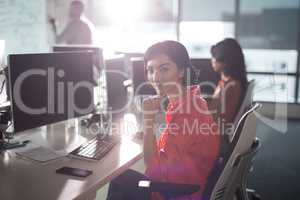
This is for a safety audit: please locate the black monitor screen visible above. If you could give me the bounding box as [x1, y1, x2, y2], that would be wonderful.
[131, 58, 156, 96]
[8, 52, 94, 133]
[53, 45, 103, 70]
[190, 58, 220, 95]
[105, 57, 129, 116]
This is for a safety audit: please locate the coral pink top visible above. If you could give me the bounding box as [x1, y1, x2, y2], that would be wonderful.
[146, 86, 220, 200]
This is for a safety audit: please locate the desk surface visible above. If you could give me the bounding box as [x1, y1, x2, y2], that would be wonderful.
[0, 117, 143, 200]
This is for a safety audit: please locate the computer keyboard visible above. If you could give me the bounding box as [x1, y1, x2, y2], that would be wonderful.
[69, 135, 119, 161]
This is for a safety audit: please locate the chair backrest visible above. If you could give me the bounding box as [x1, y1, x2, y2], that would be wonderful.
[229, 79, 255, 142]
[230, 138, 261, 199]
[203, 103, 261, 200]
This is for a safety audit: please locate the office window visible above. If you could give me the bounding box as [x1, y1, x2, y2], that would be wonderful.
[248, 74, 296, 103]
[298, 80, 300, 103]
[238, 0, 299, 50]
[239, 0, 300, 103]
[180, 0, 235, 58]
[298, 76, 300, 103]
[244, 49, 298, 73]
[298, 78, 300, 103]
[180, 21, 234, 58]
[88, 0, 177, 54]
[182, 0, 235, 21]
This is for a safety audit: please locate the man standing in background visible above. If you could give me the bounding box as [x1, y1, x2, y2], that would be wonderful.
[53, 0, 94, 45]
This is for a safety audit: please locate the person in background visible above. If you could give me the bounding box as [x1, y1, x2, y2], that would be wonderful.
[106, 41, 220, 200]
[207, 38, 248, 142]
[54, 0, 94, 44]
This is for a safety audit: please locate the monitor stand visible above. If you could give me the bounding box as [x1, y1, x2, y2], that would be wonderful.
[0, 140, 27, 150]
[0, 127, 29, 150]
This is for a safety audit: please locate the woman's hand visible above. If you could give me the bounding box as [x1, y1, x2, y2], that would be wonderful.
[142, 95, 164, 136]
[142, 95, 164, 120]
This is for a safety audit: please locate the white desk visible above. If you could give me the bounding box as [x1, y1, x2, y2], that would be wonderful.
[0, 117, 143, 200]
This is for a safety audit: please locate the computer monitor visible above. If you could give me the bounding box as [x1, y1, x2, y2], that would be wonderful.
[105, 56, 129, 117]
[130, 57, 156, 96]
[53, 45, 103, 85]
[190, 58, 220, 95]
[8, 52, 94, 133]
[53, 45, 103, 70]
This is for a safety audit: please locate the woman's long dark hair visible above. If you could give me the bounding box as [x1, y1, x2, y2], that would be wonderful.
[210, 38, 248, 91]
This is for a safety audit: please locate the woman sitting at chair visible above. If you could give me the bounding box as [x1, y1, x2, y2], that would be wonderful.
[106, 41, 220, 200]
[207, 38, 248, 134]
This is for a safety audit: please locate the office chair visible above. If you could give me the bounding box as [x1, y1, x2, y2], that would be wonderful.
[218, 79, 255, 169]
[229, 79, 256, 142]
[138, 103, 261, 200]
[202, 103, 261, 200]
[202, 140, 261, 200]
[230, 138, 261, 200]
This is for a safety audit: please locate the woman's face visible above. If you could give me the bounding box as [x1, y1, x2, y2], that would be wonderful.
[146, 54, 184, 96]
[211, 57, 225, 73]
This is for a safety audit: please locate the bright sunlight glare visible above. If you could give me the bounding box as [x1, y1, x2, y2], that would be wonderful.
[104, 0, 145, 23]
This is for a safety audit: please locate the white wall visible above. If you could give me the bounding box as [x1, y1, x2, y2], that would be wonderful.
[0, 0, 49, 63]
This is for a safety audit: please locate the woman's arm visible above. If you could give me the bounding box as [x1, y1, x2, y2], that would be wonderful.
[143, 118, 158, 168]
[223, 81, 241, 123]
[142, 97, 161, 168]
[207, 85, 221, 122]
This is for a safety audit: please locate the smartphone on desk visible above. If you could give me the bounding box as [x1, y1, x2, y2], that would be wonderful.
[56, 166, 93, 178]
